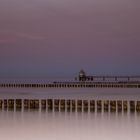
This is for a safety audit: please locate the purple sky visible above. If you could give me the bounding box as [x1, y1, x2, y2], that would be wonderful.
[0, 0, 140, 78]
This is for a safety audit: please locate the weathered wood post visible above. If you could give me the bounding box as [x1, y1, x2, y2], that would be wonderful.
[83, 100, 88, 112]
[104, 100, 109, 112]
[136, 101, 140, 112]
[8, 99, 14, 110]
[130, 101, 135, 112]
[30, 100, 34, 109]
[34, 100, 39, 109]
[30, 100, 39, 109]
[72, 100, 76, 112]
[90, 100, 95, 112]
[123, 100, 128, 112]
[41, 99, 46, 110]
[24, 99, 29, 110]
[77, 100, 82, 112]
[60, 99, 65, 111]
[66, 100, 71, 112]
[54, 99, 59, 111]
[47, 99, 53, 111]
[16, 99, 22, 110]
[97, 100, 102, 112]
[0, 100, 3, 109]
[4, 99, 8, 109]
[117, 100, 122, 112]
[110, 100, 116, 112]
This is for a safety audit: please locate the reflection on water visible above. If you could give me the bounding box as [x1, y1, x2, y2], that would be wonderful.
[0, 87, 140, 140]
[0, 110, 140, 140]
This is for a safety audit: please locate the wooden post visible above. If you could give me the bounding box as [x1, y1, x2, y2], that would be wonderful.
[30, 100, 34, 109]
[0, 100, 3, 109]
[77, 100, 82, 112]
[83, 100, 88, 112]
[130, 101, 135, 112]
[66, 100, 71, 112]
[136, 101, 140, 112]
[30, 100, 39, 109]
[90, 100, 95, 112]
[104, 100, 109, 112]
[47, 99, 53, 111]
[123, 101, 128, 112]
[24, 99, 29, 110]
[16, 99, 22, 110]
[97, 100, 102, 112]
[8, 99, 14, 110]
[110, 100, 116, 112]
[41, 99, 46, 110]
[72, 100, 76, 112]
[54, 99, 59, 111]
[4, 99, 8, 110]
[60, 99, 65, 111]
[117, 100, 122, 112]
[34, 100, 39, 109]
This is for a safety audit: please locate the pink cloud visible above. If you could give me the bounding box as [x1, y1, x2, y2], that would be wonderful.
[0, 30, 48, 44]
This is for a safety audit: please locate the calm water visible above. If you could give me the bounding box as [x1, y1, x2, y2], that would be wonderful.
[0, 88, 140, 140]
[0, 110, 140, 140]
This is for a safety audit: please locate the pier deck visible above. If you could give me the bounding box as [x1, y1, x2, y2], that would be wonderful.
[0, 82, 140, 88]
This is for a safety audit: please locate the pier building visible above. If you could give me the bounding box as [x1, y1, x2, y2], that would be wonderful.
[78, 70, 140, 82]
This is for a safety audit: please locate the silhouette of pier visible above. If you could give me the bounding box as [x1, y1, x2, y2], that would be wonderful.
[0, 81, 140, 88]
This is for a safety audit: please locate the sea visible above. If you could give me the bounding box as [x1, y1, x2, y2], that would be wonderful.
[0, 87, 140, 140]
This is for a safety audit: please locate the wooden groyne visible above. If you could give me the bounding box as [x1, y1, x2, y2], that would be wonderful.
[1, 99, 140, 112]
[0, 82, 140, 88]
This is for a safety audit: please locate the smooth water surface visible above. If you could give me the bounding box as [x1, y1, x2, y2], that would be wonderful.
[0, 88, 140, 140]
[0, 110, 140, 140]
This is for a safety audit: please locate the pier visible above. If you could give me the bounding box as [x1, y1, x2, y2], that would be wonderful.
[0, 82, 140, 88]
[0, 70, 140, 88]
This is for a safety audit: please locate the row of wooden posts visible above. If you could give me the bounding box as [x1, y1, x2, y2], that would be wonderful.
[0, 83, 140, 88]
[0, 99, 140, 112]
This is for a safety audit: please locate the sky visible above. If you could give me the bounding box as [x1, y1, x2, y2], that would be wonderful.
[0, 0, 140, 79]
